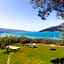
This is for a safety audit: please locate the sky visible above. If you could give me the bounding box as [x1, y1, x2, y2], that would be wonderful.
[0, 0, 63, 31]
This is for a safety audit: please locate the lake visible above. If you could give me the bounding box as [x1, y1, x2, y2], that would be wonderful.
[0, 32, 62, 39]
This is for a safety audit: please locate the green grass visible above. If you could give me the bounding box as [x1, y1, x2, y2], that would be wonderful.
[10, 44, 64, 64]
[0, 49, 8, 64]
[1, 43, 64, 64]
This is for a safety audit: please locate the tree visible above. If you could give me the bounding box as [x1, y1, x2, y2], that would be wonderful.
[5, 36, 17, 52]
[30, 0, 64, 20]
[18, 36, 31, 45]
[30, 0, 64, 44]
[1, 36, 17, 53]
[60, 25, 64, 44]
[0, 38, 5, 49]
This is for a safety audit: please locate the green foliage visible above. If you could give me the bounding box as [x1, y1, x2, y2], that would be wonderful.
[0, 36, 63, 49]
[60, 26, 64, 44]
[18, 36, 31, 44]
[0, 36, 17, 49]
[30, 0, 64, 20]
[34, 38, 60, 44]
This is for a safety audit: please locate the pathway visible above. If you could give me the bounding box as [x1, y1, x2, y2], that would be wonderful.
[7, 53, 12, 64]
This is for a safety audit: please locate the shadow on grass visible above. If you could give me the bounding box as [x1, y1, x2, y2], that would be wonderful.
[27, 54, 34, 57]
[51, 58, 64, 64]
[3, 49, 23, 54]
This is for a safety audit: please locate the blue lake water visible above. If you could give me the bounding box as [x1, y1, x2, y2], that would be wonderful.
[0, 32, 62, 39]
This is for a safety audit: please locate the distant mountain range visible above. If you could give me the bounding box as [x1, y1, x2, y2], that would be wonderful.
[0, 28, 28, 33]
[39, 23, 64, 32]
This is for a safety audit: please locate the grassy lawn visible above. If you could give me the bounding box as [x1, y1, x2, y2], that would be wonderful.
[0, 49, 8, 64]
[1, 43, 64, 64]
[10, 43, 64, 64]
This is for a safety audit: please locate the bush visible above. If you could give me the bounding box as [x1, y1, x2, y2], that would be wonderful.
[34, 38, 61, 44]
[0, 36, 62, 49]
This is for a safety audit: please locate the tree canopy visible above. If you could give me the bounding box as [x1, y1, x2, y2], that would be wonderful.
[30, 0, 64, 20]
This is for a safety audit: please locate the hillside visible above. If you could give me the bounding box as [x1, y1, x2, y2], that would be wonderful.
[39, 23, 64, 32]
[0, 28, 28, 33]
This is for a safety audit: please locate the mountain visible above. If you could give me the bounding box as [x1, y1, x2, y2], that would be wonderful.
[0, 28, 28, 33]
[39, 23, 64, 32]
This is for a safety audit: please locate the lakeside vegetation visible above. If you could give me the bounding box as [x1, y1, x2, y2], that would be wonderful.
[0, 36, 64, 49]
